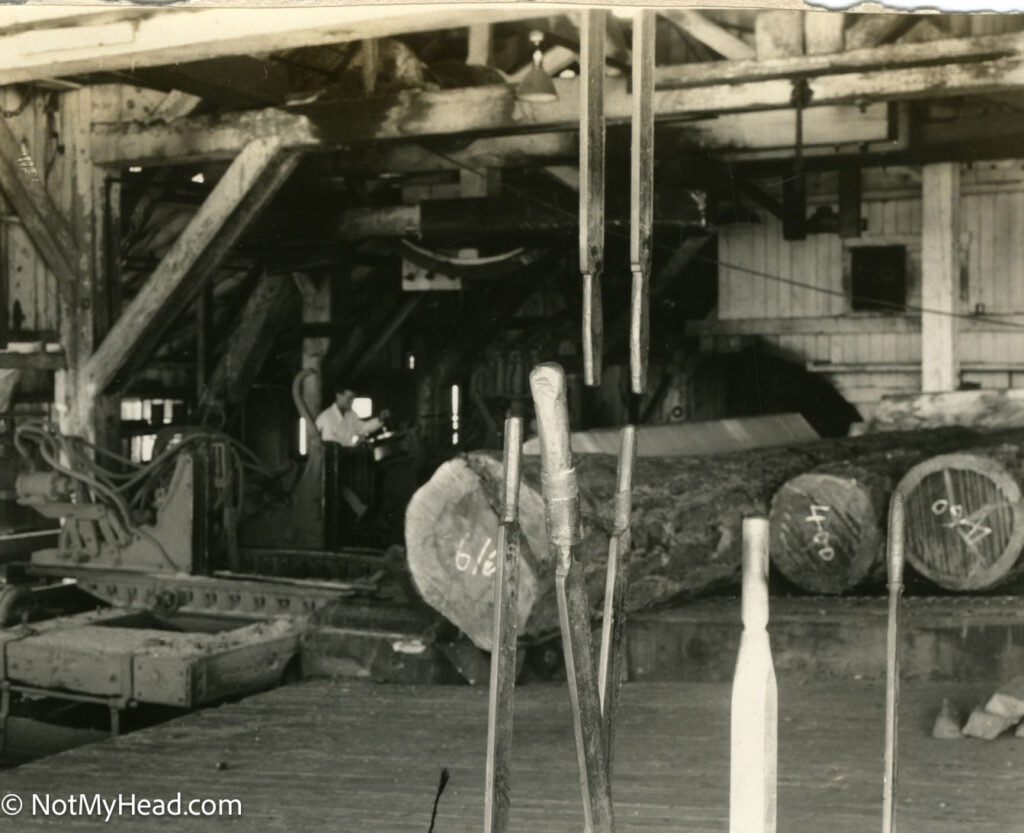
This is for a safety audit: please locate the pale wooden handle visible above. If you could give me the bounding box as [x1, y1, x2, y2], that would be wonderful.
[529, 363, 581, 549]
[612, 425, 637, 536]
[741, 515, 770, 631]
[887, 489, 906, 587]
[501, 417, 523, 524]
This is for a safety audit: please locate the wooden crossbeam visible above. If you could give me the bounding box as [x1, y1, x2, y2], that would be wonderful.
[0, 117, 79, 297]
[0, 351, 66, 370]
[845, 13, 916, 50]
[92, 38, 1024, 166]
[660, 10, 754, 60]
[198, 270, 297, 412]
[83, 138, 299, 393]
[0, 6, 548, 85]
[93, 107, 888, 168]
[650, 30, 1024, 87]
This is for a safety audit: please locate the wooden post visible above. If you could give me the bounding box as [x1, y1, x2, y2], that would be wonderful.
[293, 272, 331, 419]
[804, 12, 844, 55]
[198, 270, 297, 415]
[755, 10, 804, 58]
[466, 24, 493, 65]
[921, 163, 960, 393]
[196, 281, 213, 402]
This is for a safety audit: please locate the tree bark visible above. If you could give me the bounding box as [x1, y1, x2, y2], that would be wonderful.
[406, 426, 990, 649]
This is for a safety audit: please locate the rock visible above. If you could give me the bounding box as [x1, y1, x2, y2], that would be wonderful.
[984, 674, 1024, 719]
[1016, 721, 1024, 739]
[932, 698, 964, 740]
[962, 706, 1018, 740]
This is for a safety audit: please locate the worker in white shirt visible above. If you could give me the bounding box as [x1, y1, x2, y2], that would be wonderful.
[315, 384, 389, 447]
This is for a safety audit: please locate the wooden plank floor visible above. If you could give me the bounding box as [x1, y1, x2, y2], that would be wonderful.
[2, 679, 1023, 832]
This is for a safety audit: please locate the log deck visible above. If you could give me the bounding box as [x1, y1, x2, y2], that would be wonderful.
[2, 678, 1021, 832]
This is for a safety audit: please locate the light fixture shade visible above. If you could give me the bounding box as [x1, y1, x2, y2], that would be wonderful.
[517, 60, 558, 103]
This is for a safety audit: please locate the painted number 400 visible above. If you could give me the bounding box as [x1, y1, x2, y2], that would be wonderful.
[455, 536, 497, 577]
[804, 504, 835, 562]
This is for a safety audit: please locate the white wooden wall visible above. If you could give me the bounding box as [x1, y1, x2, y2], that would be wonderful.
[703, 162, 1024, 415]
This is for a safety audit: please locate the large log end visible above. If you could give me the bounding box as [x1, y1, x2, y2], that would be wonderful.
[898, 451, 1024, 591]
[405, 455, 545, 650]
[770, 468, 886, 594]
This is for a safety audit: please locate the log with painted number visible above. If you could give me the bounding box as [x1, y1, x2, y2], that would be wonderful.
[767, 434, 995, 594]
[404, 425, 1004, 649]
[897, 447, 1024, 591]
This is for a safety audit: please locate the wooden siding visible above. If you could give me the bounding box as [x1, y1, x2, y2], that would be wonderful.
[711, 167, 1024, 412]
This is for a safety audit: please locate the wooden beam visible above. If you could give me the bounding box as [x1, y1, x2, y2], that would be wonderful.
[921, 163, 960, 393]
[349, 296, 422, 381]
[660, 10, 754, 60]
[83, 138, 299, 393]
[466, 23, 493, 66]
[0, 117, 79, 297]
[198, 270, 297, 412]
[127, 56, 293, 108]
[845, 13, 917, 50]
[0, 351, 65, 370]
[95, 106, 889, 169]
[755, 10, 804, 59]
[655, 30, 1024, 87]
[0, 6, 548, 85]
[805, 13, 845, 55]
[93, 46, 1024, 165]
[294, 271, 331, 416]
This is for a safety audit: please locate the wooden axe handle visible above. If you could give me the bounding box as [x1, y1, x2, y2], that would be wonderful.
[529, 363, 582, 553]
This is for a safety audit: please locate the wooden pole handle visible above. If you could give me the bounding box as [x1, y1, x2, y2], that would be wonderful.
[741, 515, 770, 631]
[887, 488, 906, 588]
[612, 425, 637, 536]
[501, 417, 523, 525]
[529, 363, 582, 551]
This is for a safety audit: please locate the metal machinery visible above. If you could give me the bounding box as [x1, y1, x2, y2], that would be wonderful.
[0, 422, 371, 761]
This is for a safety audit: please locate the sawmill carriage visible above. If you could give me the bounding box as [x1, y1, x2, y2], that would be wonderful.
[1, 5, 1024, 831]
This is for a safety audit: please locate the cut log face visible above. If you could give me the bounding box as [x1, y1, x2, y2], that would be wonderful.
[770, 467, 886, 594]
[404, 456, 545, 651]
[898, 451, 1024, 591]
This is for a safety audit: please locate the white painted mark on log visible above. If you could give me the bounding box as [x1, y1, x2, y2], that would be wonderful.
[930, 499, 993, 547]
[803, 504, 835, 562]
[455, 534, 497, 577]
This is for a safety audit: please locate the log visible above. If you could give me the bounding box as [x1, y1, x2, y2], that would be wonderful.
[770, 464, 890, 595]
[897, 446, 1024, 591]
[767, 434, 994, 594]
[405, 426, 987, 649]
